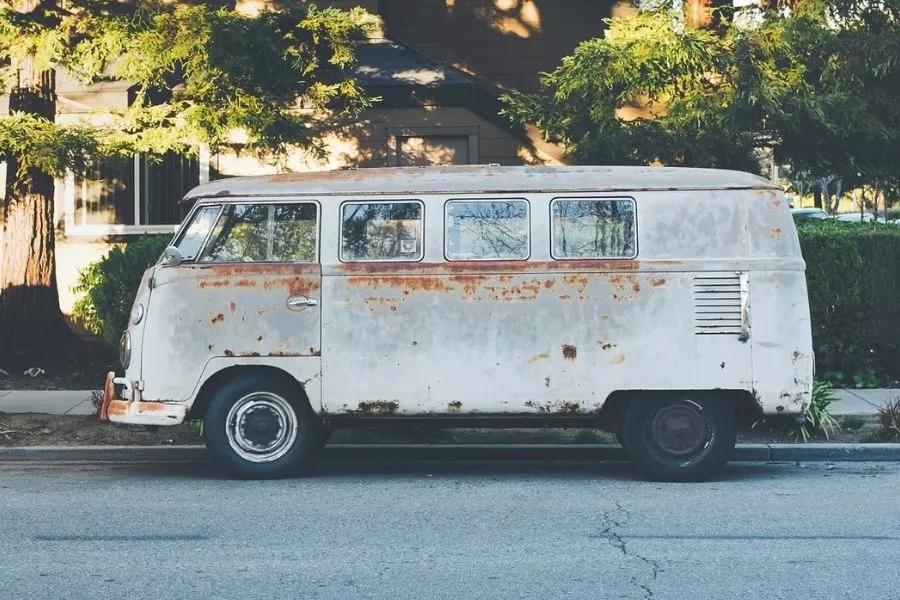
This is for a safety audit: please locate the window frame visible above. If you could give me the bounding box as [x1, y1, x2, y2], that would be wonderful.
[386, 126, 479, 167]
[64, 146, 210, 237]
[443, 197, 532, 262]
[192, 200, 322, 265]
[338, 199, 426, 263]
[549, 196, 638, 260]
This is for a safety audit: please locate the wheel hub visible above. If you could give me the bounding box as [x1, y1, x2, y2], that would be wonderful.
[241, 405, 283, 448]
[650, 402, 707, 457]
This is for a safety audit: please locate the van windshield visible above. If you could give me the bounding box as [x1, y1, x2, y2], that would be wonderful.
[174, 204, 221, 261]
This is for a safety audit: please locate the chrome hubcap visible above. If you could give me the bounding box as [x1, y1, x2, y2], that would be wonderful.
[225, 392, 298, 463]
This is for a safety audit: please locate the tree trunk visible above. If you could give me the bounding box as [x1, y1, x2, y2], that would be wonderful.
[0, 74, 71, 351]
[813, 189, 823, 209]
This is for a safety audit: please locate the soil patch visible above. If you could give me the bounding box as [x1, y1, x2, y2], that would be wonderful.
[0, 413, 889, 447]
[0, 413, 201, 447]
[0, 337, 116, 391]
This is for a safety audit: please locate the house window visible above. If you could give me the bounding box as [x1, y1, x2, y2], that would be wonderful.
[387, 126, 479, 167]
[140, 153, 200, 225]
[397, 135, 470, 166]
[66, 150, 206, 235]
[72, 157, 135, 227]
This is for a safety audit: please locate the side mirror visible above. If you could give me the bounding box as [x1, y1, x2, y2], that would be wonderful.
[161, 246, 184, 267]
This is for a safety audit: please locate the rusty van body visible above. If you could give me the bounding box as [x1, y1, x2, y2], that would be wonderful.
[100, 165, 813, 481]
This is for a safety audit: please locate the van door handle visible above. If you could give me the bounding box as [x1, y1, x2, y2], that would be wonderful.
[286, 296, 318, 310]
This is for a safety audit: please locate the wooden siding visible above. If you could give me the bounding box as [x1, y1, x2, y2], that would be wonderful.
[379, 0, 616, 92]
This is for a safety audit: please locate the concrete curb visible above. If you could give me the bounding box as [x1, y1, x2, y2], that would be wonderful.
[2, 443, 900, 463]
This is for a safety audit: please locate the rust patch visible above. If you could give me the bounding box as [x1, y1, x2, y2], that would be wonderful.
[224, 350, 235, 357]
[208, 344, 213, 351]
[450, 274, 488, 297]
[632, 282, 641, 293]
[612, 355, 626, 365]
[601, 315, 610, 322]
[650, 278, 667, 287]
[211, 313, 225, 325]
[558, 294, 571, 301]
[335, 260, 647, 276]
[525, 400, 584, 414]
[597, 341, 616, 350]
[771, 227, 782, 239]
[257, 308, 272, 317]
[195, 263, 320, 276]
[447, 401, 463, 411]
[135, 402, 170, 413]
[230, 302, 237, 313]
[562, 344, 577, 361]
[345, 275, 453, 293]
[562, 275, 588, 294]
[529, 351, 550, 363]
[353, 400, 400, 415]
[267, 351, 301, 357]
[543, 279, 555, 289]
[197, 279, 229, 289]
[257, 335, 263, 341]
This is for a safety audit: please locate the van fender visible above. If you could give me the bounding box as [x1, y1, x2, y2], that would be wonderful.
[191, 356, 322, 412]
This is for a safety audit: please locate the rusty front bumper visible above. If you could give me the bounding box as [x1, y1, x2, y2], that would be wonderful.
[100, 371, 189, 426]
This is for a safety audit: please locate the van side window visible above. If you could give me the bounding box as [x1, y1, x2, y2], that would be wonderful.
[551, 198, 636, 259]
[445, 200, 529, 261]
[341, 201, 424, 262]
[199, 203, 318, 263]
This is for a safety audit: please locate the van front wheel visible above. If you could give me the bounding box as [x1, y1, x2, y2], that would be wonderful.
[204, 375, 320, 479]
[621, 395, 736, 482]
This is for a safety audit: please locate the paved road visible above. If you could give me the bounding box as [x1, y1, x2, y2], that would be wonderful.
[0, 458, 897, 600]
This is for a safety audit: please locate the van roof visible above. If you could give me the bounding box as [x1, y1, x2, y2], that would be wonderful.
[184, 165, 775, 201]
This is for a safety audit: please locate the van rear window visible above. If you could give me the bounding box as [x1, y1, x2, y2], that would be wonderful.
[550, 198, 636, 259]
[445, 200, 529, 261]
[341, 201, 424, 262]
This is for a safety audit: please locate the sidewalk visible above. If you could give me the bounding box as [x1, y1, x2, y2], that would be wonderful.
[0, 388, 896, 416]
[0, 390, 97, 415]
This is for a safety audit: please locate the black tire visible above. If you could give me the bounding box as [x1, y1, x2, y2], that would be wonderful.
[204, 374, 321, 479]
[621, 394, 736, 482]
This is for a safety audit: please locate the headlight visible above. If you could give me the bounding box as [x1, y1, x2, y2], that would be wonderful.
[131, 302, 145, 325]
[119, 331, 132, 369]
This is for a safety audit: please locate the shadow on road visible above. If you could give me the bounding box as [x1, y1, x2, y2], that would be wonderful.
[51, 455, 797, 484]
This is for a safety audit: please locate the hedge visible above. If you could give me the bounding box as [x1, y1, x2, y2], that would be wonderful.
[798, 220, 900, 387]
[72, 235, 171, 345]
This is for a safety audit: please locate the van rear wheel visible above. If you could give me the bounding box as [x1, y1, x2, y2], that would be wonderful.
[621, 394, 736, 482]
[204, 375, 321, 479]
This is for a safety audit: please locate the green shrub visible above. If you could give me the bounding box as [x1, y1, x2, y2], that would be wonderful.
[796, 380, 840, 441]
[72, 235, 171, 345]
[876, 398, 900, 442]
[798, 220, 900, 387]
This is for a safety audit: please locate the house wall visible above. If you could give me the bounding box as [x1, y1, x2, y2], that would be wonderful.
[378, 0, 624, 93]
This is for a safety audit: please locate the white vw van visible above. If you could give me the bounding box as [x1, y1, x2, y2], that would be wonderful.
[100, 165, 813, 481]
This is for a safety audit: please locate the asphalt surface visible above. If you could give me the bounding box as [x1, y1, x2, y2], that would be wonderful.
[0, 459, 897, 600]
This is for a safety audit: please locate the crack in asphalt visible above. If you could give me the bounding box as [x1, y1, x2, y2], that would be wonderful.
[599, 502, 662, 600]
